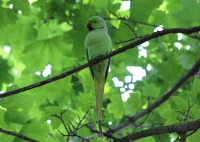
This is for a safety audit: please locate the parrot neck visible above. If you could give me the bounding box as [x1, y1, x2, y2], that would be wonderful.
[100, 23, 108, 33]
[103, 26, 108, 33]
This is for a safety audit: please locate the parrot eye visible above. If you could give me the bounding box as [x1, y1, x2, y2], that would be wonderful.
[94, 21, 97, 23]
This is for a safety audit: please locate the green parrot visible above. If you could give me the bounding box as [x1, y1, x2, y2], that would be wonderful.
[84, 16, 112, 139]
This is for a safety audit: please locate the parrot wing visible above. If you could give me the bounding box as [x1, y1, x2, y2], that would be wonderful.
[85, 48, 94, 79]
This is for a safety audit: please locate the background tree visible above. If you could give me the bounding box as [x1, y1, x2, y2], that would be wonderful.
[0, 0, 200, 142]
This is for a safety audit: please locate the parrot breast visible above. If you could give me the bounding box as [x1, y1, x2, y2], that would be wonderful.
[84, 29, 112, 61]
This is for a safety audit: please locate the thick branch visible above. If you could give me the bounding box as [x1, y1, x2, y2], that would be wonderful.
[114, 119, 200, 142]
[0, 128, 39, 142]
[1, 26, 200, 98]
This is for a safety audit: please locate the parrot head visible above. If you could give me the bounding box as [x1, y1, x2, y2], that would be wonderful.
[87, 16, 108, 32]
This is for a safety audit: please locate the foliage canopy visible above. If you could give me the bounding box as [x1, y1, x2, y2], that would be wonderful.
[0, 0, 200, 142]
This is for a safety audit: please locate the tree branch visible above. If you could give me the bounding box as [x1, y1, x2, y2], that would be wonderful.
[52, 109, 92, 141]
[114, 119, 200, 142]
[104, 17, 200, 40]
[1, 26, 200, 98]
[0, 128, 39, 142]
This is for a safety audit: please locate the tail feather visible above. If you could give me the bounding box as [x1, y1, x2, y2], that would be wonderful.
[94, 76, 105, 139]
[98, 120, 104, 139]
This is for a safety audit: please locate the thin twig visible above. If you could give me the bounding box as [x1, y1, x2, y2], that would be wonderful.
[115, 14, 144, 44]
[47, 133, 56, 140]
[186, 124, 200, 137]
[76, 108, 90, 129]
[88, 116, 96, 130]
[52, 110, 70, 134]
[157, 135, 165, 142]
[176, 101, 194, 122]
[184, 101, 193, 121]
[52, 109, 92, 142]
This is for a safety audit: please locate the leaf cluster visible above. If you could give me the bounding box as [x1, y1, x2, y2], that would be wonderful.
[0, 0, 200, 142]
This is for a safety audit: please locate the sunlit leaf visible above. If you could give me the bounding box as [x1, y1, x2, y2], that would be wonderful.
[8, 0, 30, 15]
[107, 95, 125, 118]
[142, 83, 161, 97]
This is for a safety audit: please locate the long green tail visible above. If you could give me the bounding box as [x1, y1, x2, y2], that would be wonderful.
[94, 76, 105, 139]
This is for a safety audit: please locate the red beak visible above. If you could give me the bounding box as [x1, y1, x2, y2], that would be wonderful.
[87, 22, 91, 30]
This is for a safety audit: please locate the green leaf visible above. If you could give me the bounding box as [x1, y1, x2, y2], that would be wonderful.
[107, 95, 125, 118]
[157, 102, 178, 125]
[7, 0, 30, 15]
[111, 62, 131, 81]
[78, 93, 95, 112]
[108, 2, 121, 13]
[63, 28, 87, 58]
[1, 22, 37, 52]
[135, 136, 155, 142]
[155, 52, 181, 84]
[28, 87, 49, 106]
[23, 36, 72, 70]
[126, 93, 142, 110]
[32, 0, 46, 7]
[49, 117, 61, 130]
[179, 50, 200, 69]
[183, 91, 197, 101]
[171, 96, 187, 110]
[189, 105, 200, 119]
[130, 0, 163, 22]
[191, 78, 200, 93]
[142, 83, 161, 97]
[187, 129, 200, 142]
[173, 0, 200, 23]
[0, 7, 17, 28]
[57, 90, 77, 108]
[45, 106, 62, 116]
[0, 56, 13, 90]
[150, 10, 168, 25]
[0, 109, 6, 128]
[43, 70, 73, 98]
[1, 94, 33, 125]
[13, 121, 50, 142]
[29, 105, 43, 120]
[164, 115, 178, 126]
[34, 19, 64, 40]
[94, 0, 108, 9]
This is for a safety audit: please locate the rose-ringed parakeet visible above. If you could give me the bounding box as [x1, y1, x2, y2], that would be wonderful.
[84, 16, 112, 139]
